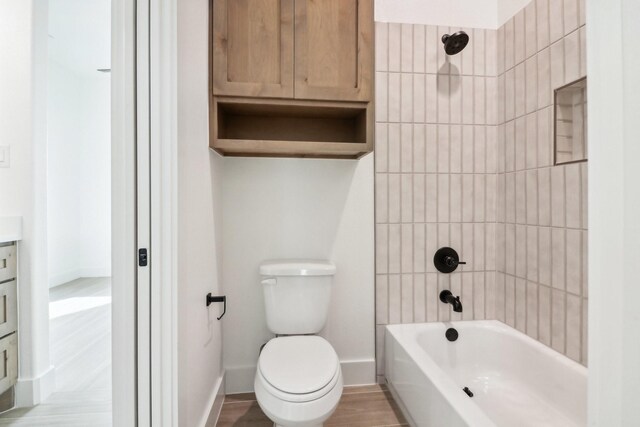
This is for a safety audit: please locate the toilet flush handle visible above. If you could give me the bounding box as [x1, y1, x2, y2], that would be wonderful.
[261, 278, 277, 286]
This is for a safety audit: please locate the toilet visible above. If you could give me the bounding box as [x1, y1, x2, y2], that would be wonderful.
[254, 260, 343, 427]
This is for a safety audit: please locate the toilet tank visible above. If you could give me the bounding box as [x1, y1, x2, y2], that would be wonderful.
[259, 260, 336, 335]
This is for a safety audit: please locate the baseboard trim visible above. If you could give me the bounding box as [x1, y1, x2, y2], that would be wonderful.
[201, 371, 225, 427]
[225, 358, 376, 394]
[15, 365, 56, 407]
[49, 268, 111, 288]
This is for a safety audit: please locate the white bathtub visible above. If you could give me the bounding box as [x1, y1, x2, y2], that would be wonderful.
[385, 321, 587, 427]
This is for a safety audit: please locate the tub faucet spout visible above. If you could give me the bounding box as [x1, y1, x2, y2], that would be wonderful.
[439, 290, 463, 312]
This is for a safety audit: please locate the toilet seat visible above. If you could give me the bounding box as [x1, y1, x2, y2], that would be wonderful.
[258, 336, 340, 403]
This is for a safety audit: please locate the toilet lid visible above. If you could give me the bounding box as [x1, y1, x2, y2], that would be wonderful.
[259, 336, 339, 395]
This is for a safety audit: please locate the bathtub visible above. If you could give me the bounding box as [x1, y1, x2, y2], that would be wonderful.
[385, 321, 587, 427]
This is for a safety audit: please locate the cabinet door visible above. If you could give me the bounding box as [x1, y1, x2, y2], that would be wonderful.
[212, 0, 294, 98]
[294, 0, 373, 102]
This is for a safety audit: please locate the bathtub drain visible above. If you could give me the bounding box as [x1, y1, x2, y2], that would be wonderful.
[463, 387, 474, 398]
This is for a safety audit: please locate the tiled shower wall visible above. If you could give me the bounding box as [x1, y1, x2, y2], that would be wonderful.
[374, 22, 499, 380]
[495, 0, 588, 365]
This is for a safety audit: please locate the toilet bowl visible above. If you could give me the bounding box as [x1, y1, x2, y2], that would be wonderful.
[254, 335, 343, 427]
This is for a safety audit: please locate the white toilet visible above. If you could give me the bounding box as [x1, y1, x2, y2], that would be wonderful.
[254, 260, 343, 427]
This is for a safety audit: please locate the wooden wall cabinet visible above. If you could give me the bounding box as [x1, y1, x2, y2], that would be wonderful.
[210, 0, 374, 159]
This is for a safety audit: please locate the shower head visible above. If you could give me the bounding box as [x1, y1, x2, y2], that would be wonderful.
[441, 31, 469, 55]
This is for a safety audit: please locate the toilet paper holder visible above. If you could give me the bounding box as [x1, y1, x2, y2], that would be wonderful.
[206, 294, 226, 320]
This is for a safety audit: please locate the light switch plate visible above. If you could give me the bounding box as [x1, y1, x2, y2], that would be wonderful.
[0, 146, 9, 168]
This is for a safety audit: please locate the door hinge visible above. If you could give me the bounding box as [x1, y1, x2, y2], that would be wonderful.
[138, 248, 148, 267]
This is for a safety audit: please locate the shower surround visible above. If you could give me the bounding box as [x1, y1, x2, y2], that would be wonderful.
[375, 0, 587, 381]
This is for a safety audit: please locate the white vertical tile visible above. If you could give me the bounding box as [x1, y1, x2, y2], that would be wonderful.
[376, 225, 388, 274]
[537, 107, 553, 167]
[462, 273, 474, 320]
[551, 289, 566, 353]
[505, 69, 515, 121]
[474, 272, 486, 320]
[581, 162, 588, 228]
[565, 163, 582, 228]
[474, 175, 486, 222]
[389, 224, 401, 274]
[525, 1, 538, 58]
[388, 123, 401, 172]
[581, 297, 588, 363]
[514, 9, 526, 65]
[401, 124, 413, 173]
[450, 125, 462, 173]
[563, 0, 579, 35]
[486, 30, 498, 76]
[566, 228, 582, 295]
[401, 225, 413, 273]
[505, 18, 515, 70]
[375, 22, 389, 72]
[388, 23, 401, 72]
[566, 294, 581, 361]
[538, 285, 552, 346]
[462, 223, 474, 268]
[526, 169, 538, 225]
[375, 72, 388, 122]
[486, 174, 497, 222]
[413, 174, 425, 223]
[549, 0, 565, 43]
[537, 47, 551, 108]
[425, 224, 438, 273]
[516, 225, 527, 278]
[527, 226, 539, 282]
[526, 57, 538, 114]
[505, 275, 516, 327]
[486, 222, 496, 270]
[538, 167, 552, 226]
[474, 77, 486, 124]
[401, 24, 413, 72]
[515, 63, 526, 118]
[426, 74, 438, 123]
[437, 175, 450, 222]
[388, 274, 401, 323]
[450, 74, 462, 124]
[497, 25, 506, 75]
[474, 28, 486, 76]
[401, 74, 413, 123]
[413, 24, 426, 73]
[505, 172, 516, 223]
[474, 126, 486, 173]
[551, 166, 566, 227]
[506, 224, 515, 275]
[474, 223, 486, 270]
[461, 27, 474, 75]
[486, 126, 498, 173]
[552, 227, 566, 289]
[537, 0, 550, 50]
[515, 278, 527, 332]
[425, 174, 438, 223]
[426, 25, 439, 74]
[424, 124, 437, 173]
[401, 173, 413, 223]
[579, 26, 587, 77]
[426, 273, 439, 321]
[413, 274, 426, 322]
[376, 275, 389, 324]
[375, 173, 388, 223]
[437, 125, 450, 173]
[413, 124, 426, 173]
[539, 227, 552, 286]
[564, 30, 580, 83]
[505, 120, 515, 172]
[527, 281, 539, 339]
[461, 76, 474, 124]
[413, 222, 426, 273]
[413, 74, 426, 124]
[449, 174, 462, 222]
[550, 40, 565, 91]
[437, 75, 450, 123]
[375, 123, 388, 173]
[462, 125, 474, 173]
[526, 113, 538, 170]
[495, 272, 506, 322]
[437, 26, 451, 75]
[579, 0, 586, 26]
[515, 117, 526, 171]
[486, 77, 498, 125]
[388, 73, 401, 122]
[462, 174, 474, 223]
[388, 173, 401, 223]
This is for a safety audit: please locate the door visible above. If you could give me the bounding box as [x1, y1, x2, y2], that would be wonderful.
[212, 0, 294, 98]
[294, 0, 373, 102]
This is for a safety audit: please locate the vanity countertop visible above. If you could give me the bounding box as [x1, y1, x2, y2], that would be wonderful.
[0, 217, 22, 243]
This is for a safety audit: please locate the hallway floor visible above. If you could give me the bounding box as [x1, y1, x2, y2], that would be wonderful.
[215, 384, 408, 427]
[0, 277, 112, 426]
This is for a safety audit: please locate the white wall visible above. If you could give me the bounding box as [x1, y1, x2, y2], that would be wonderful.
[177, 0, 225, 424]
[47, 61, 111, 287]
[222, 156, 376, 393]
[0, 0, 55, 406]
[47, 0, 111, 287]
[375, 0, 532, 28]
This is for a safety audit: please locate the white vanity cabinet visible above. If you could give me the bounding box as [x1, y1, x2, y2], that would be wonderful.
[0, 243, 18, 411]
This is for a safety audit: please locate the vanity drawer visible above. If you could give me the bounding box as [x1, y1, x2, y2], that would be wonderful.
[0, 246, 16, 283]
[0, 333, 17, 395]
[0, 281, 16, 338]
